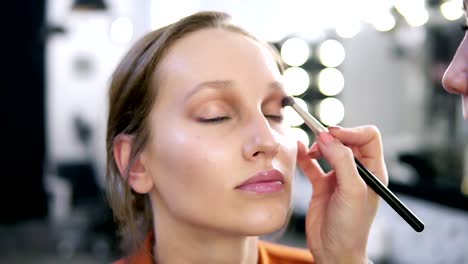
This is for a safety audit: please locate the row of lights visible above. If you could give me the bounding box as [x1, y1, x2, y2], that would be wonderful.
[109, 1, 464, 44]
[326, 0, 465, 38]
[279, 37, 346, 146]
[360, 0, 464, 33]
[109, 0, 465, 44]
[276, 1, 464, 146]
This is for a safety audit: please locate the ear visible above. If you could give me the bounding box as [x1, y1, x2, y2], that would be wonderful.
[113, 135, 154, 194]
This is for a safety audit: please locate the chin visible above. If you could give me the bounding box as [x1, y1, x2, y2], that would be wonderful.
[239, 205, 290, 236]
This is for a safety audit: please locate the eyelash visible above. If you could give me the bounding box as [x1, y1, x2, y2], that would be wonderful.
[264, 114, 284, 122]
[198, 114, 284, 123]
[198, 116, 230, 123]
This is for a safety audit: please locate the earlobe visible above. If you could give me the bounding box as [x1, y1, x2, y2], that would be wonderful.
[113, 135, 154, 194]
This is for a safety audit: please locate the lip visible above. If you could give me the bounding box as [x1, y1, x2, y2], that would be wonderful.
[235, 169, 285, 193]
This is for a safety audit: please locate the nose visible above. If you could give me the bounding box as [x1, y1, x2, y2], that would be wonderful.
[442, 63, 468, 95]
[442, 37, 468, 96]
[242, 115, 280, 161]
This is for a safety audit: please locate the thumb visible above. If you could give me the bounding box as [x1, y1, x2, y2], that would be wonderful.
[316, 132, 366, 192]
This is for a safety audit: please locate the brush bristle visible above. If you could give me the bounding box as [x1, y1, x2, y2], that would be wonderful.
[281, 96, 295, 107]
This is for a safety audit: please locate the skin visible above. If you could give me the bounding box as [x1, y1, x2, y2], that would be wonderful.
[114, 28, 388, 264]
[441, 0, 468, 120]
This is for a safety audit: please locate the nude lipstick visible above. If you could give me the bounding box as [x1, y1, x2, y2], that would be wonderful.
[236, 169, 285, 193]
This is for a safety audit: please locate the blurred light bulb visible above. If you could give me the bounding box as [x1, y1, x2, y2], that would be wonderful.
[284, 97, 308, 127]
[280, 38, 310, 67]
[290, 127, 310, 147]
[359, 0, 393, 24]
[283, 67, 310, 96]
[394, 0, 429, 27]
[292, 127, 310, 147]
[110, 17, 133, 44]
[440, 0, 464, 21]
[318, 40, 345, 67]
[317, 97, 344, 126]
[335, 19, 361, 39]
[317, 68, 344, 96]
[373, 13, 396, 32]
[405, 10, 429, 27]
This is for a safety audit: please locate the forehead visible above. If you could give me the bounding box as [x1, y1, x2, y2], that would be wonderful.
[158, 28, 281, 84]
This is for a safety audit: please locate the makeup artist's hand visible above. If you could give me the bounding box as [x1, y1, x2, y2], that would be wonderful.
[296, 125, 388, 264]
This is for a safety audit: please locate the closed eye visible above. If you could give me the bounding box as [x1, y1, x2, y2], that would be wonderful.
[197, 116, 230, 123]
[264, 114, 283, 122]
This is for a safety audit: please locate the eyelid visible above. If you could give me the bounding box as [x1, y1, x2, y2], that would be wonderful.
[262, 99, 284, 122]
[197, 116, 230, 123]
[264, 114, 284, 122]
[191, 99, 231, 118]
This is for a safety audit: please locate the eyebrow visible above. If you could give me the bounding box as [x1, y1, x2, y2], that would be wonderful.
[184, 80, 285, 101]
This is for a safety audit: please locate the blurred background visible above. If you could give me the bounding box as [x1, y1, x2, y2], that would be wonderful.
[1, 0, 467, 263]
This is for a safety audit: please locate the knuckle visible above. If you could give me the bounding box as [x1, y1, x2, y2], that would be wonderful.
[366, 125, 381, 138]
[347, 178, 368, 197]
[343, 146, 354, 159]
[336, 146, 354, 161]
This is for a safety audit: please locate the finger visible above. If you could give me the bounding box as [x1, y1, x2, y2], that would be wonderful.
[297, 141, 326, 185]
[328, 125, 383, 159]
[316, 132, 367, 193]
[329, 126, 388, 186]
[297, 157, 334, 197]
[297, 141, 335, 197]
[297, 140, 309, 159]
[307, 142, 322, 160]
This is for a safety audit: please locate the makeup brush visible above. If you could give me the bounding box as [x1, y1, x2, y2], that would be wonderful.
[282, 96, 424, 232]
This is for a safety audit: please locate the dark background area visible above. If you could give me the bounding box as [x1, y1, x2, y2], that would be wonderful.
[0, 0, 48, 224]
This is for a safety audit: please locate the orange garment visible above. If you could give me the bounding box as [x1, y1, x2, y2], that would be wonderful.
[114, 233, 314, 264]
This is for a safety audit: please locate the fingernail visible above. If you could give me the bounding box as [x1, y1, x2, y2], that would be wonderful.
[310, 143, 319, 152]
[307, 151, 321, 159]
[328, 125, 342, 131]
[318, 132, 335, 145]
[307, 144, 320, 159]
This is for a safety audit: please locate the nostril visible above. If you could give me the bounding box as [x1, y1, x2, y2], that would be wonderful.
[442, 75, 455, 93]
[252, 151, 260, 157]
[444, 82, 464, 95]
[441, 64, 468, 95]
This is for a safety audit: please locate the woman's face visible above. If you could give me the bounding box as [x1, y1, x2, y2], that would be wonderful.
[442, 0, 468, 120]
[142, 28, 297, 235]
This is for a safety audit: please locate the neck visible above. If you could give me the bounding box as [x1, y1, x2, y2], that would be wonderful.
[152, 205, 259, 264]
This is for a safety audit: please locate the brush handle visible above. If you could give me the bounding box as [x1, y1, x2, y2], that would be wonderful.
[354, 158, 424, 232]
[286, 97, 424, 232]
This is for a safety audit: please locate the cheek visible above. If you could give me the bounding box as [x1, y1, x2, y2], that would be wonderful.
[153, 130, 204, 186]
[279, 129, 298, 168]
[271, 129, 298, 190]
[148, 123, 235, 198]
